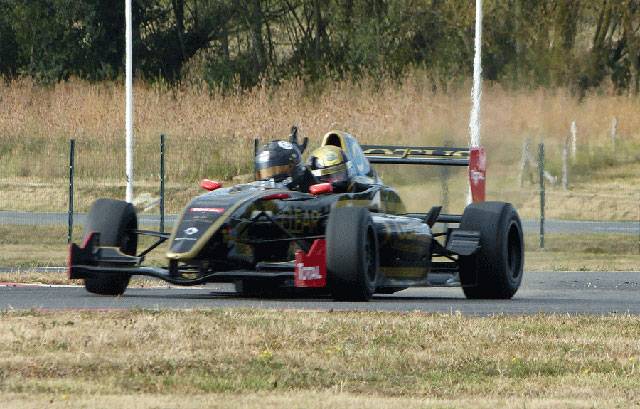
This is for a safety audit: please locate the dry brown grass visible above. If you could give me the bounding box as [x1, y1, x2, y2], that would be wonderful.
[2, 392, 634, 409]
[1, 309, 639, 408]
[2, 74, 639, 220]
[0, 270, 163, 288]
[2, 74, 639, 182]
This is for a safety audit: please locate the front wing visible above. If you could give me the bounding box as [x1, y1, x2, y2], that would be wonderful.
[68, 232, 329, 288]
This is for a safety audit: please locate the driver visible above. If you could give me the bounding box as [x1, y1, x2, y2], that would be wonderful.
[254, 140, 317, 192]
[306, 145, 352, 192]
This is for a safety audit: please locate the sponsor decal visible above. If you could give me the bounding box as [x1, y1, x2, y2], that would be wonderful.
[184, 227, 199, 235]
[190, 207, 225, 213]
[251, 210, 273, 218]
[363, 147, 469, 158]
[277, 140, 293, 150]
[257, 151, 270, 162]
[294, 239, 326, 288]
[470, 170, 485, 184]
[296, 264, 322, 280]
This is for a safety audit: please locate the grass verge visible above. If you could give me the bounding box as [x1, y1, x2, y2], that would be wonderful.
[1, 309, 639, 408]
[4, 392, 637, 409]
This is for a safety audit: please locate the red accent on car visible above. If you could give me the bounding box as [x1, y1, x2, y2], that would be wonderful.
[68, 231, 95, 279]
[294, 239, 327, 288]
[309, 182, 333, 195]
[81, 231, 96, 249]
[261, 193, 290, 201]
[469, 146, 486, 203]
[200, 179, 223, 191]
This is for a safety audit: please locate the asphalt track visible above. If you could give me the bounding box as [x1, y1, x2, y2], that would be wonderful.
[1, 271, 638, 314]
[2, 210, 639, 235]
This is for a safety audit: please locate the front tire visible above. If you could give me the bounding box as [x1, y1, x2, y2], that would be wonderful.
[458, 201, 524, 299]
[82, 199, 137, 295]
[326, 207, 378, 301]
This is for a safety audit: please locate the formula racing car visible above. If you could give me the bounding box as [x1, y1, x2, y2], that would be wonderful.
[68, 130, 524, 301]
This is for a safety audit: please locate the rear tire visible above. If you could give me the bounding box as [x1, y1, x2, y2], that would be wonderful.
[82, 199, 137, 296]
[458, 201, 524, 299]
[326, 207, 378, 301]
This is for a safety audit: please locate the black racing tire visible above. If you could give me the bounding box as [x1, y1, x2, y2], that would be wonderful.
[458, 201, 524, 299]
[82, 199, 137, 296]
[326, 206, 378, 301]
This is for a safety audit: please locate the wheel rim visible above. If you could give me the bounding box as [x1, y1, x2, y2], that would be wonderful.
[507, 222, 522, 279]
[120, 217, 137, 255]
[121, 231, 132, 253]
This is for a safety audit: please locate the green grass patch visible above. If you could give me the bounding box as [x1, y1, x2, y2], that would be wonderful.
[546, 140, 640, 184]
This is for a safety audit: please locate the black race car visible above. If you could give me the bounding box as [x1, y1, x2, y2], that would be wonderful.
[68, 131, 524, 301]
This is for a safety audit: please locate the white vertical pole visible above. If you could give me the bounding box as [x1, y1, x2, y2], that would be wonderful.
[469, 0, 483, 148]
[467, 0, 483, 205]
[570, 120, 577, 160]
[125, 0, 134, 203]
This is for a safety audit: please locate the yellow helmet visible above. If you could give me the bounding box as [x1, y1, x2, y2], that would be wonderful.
[307, 145, 350, 185]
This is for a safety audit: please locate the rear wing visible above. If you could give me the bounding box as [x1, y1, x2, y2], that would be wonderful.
[362, 145, 469, 166]
[361, 144, 486, 203]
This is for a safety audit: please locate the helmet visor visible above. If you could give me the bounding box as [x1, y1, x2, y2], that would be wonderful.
[256, 164, 292, 181]
[311, 163, 348, 184]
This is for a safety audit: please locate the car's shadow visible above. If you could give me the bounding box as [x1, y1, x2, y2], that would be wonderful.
[116, 288, 488, 303]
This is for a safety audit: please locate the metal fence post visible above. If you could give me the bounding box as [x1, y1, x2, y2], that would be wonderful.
[68, 139, 75, 244]
[160, 134, 165, 234]
[519, 137, 531, 188]
[254, 137, 260, 175]
[538, 143, 545, 249]
[440, 139, 451, 231]
[440, 166, 449, 213]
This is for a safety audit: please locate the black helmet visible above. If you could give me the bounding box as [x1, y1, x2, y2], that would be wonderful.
[255, 140, 303, 182]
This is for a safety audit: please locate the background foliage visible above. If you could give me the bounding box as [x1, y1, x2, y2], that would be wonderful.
[1, 0, 639, 93]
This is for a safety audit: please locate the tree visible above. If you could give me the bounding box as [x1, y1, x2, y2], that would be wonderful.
[0, 0, 638, 94]
[0, 2, 19, 77]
